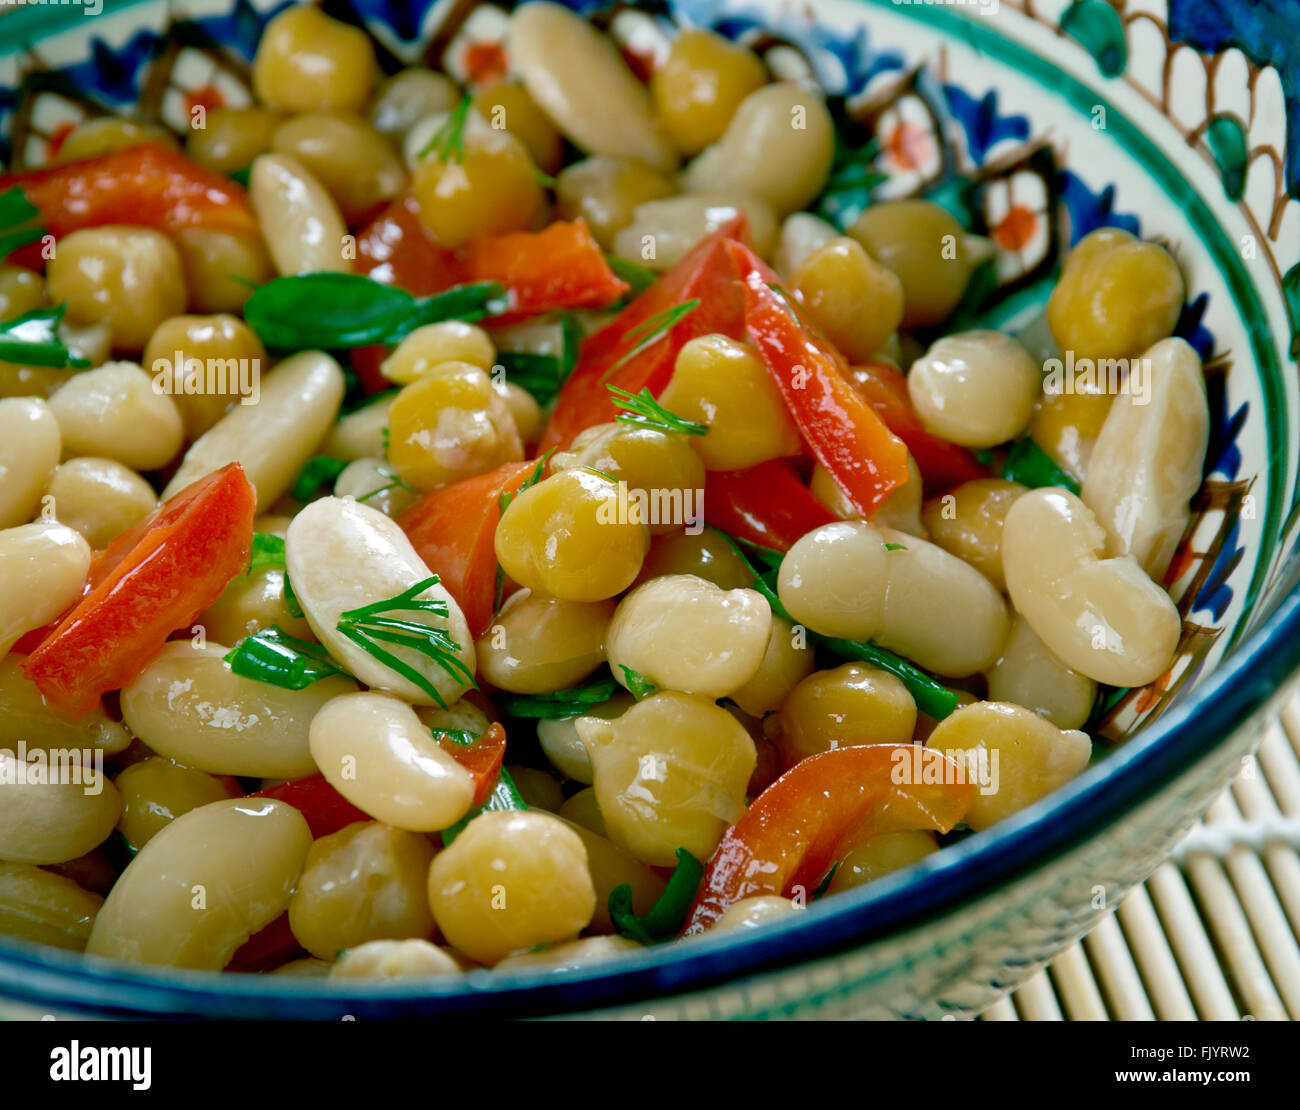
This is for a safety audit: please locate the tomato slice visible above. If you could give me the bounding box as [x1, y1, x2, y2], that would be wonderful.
[250, 774, 373, 840]
[683, 744, 974, 934]
[23, 463, 256, 718]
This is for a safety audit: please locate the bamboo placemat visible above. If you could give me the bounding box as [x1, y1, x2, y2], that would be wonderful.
[979, 693, 1300, 1021]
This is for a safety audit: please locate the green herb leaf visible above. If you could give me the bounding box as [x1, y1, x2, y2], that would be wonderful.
[618, 664, 657, 700]
[1000, 437, 1081, 495]
[495, 351, 564, 406]
[0, 185, 45, 260]
[417, 93, 473, 164]
[335, 576, 475, 710]
[607, 256, 658, 298]
[247, 533, 286, 574]
[534, 169, 557, 188]
[607, 298, 700, 374]
[608, 385, 707, 436]
[560, 313, 584, 379]
[244, 273, 508, 350]
[810, 861, 839, 900]
[884, 542, 908, 551]
[499, 449, 554, 515]
[227, 165, 251, 188]
[496, 674, 619, 719]
[223, 627, 349, 690]
[0, 306, 91, 370]
[355, 465, 416, 504]
[430, 728, 480, 746]
[440, 767, 527, 845]
[292, 455, 349, 502]
[609, 847, 704, 944]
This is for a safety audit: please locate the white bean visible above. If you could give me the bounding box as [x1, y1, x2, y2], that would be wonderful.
[0, 398, 60, 528]
[1081, 337, 1209, 580]
[0, 521, 90, 656]
[1002, 487, 1181, 686]
[985, 614, 1097, 730]
[85, 797, 311, 969]
[47, 361, 183, 471]
[286, 497, 475, 706]
[322, 395, 395, 462]
[334, 457, 416, 518]
[249, 153, 349, 276]
[0, 862, 104, 952]
[508, 2, 678, 171]
[0, 749, 121, 864]
[537, 691, 635, 783]
[121, 641, 357, 778]
[330, 938, 463, 980]
[163, 351, 345, 507]
[775, 212, 839, 278]
[613, 193, 777, 271]
[308, 691, 475, 831]
[45, 456, 157, 549]
[680, 83, 835, 216]
[0, 655, 131, 755]
[369, 68, 461, 142]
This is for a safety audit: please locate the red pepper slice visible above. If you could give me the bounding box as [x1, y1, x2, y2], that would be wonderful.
[250, 774, 373, 840]
[226, 912, 307, 974]
[703, 459, 837, 553]
[436, 721, 508, 808]
[727, 241, 910, 520]
[683, 744, 974, 934]
[23, 463, 256, 718]
[537, 218, 750, 453]
[0, 143, 258, 257]
[846, 361, 988, 494]
[397, 460, 536, 638]
[354, 194, 463, 296]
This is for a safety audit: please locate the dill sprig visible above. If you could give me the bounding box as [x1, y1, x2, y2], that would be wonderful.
[608, 385, 706, 437]
[606, 298, 700, 374]
[418, 93, 474, 163]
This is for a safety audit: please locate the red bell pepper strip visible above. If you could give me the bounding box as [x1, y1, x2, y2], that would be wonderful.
[0, 143, 258, 255]
[683, 744, 974, 934]
[728, 240, 910, 520]
[538, 218, 751, 453]
[703, 459, 837, 553]
[354, 194, 459, 296]
[846, 361, 988, 494]
[226, 912, 307, 974]
[23, 463, 256, 718]
[398, 460, 535, 638]
[436, 721, 508, 807]
[250, 774, 373, 839]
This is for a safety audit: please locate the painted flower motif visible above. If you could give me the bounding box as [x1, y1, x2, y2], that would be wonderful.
[883, 118, 931, 172]
[462, 39, 509, 86]
[184, 84, 225, 117]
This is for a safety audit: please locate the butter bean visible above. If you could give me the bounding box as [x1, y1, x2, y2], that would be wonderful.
[0, 749, 121, 865]
[0, 398, 60, 528]
[0, 521, 90, 656]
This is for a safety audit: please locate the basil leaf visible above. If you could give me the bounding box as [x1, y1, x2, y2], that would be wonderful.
[440, 767, 526, 846]
[223, 627, 348, 690]
[495, 350, 564, 406]
[0, 306, 91, 369]
[617, 665, 657, 700]
[609, 847, 704, 944]
[292, 455, 348, 502]
[496, 674, 619, 718]
[0, 185, 44, 260]
[247, 532, 286, 574]
[1000, 438, 1081, 495]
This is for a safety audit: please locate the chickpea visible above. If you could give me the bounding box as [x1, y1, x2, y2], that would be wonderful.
[330, 938, 462, 980]
[427, 810, 596, 965]
[56, 117, 177, 163]
[1002, 488, 1181, 686]
[47, 227, 187, 351]
[495, 934, 642, 971]
[681, 83, 835, 217]
[550, 420, 705, 536]
[333, 458, 416, 519]
[477, 589, 613, 694]
[811, 455, 925, 537]
[651, 28, 767, 156]
[921, 478, 1027, 594]
[730, 616, 816, 717]
[174, 228, 272, 315]
[927, 700, 1091, 829]
[1047, 228, 1184, 362]
[986, 614, 1097, 731]
[410, 124, 543, 249]
[711, 895, 799, 932]
[495, 469, 650, 602]
[252, 6, 377, 114]
[370, 68, 461, 142]
[45, 457, 156, 550]
[789, 237, 904, 363]
[114, 758, 240, 853]
[658, 334, 801, 471]
[0, 863, 104, 952]
[555, 157, 677, 252]
[537, 691, 634, 783]
[778, 520, 889, 640]
[774, 212, 839, 278]
[47, 362, 184, 472]
[249, 153, 349, 277]
[576, 690, 755, 866]
[556, 818, 665, 934]
[1029, 386, 1113, 484]
[142, 313, 267, 439]
[0, 266, 46, 321]
[185, 106, 286, 174]
[197, 554, 312, 645]
[827, 830, 938, 892]
[495, 381, 543, 448]
[288, 822, 437, 960]
[848, 200, 990, 328]
[381, 322, 496, 384]
[557, 785, 607, 835]
[472, 81, 563, 175]
[773, 663, 916, 770]
[386, 361, 524, 491]
[271, 112, 407, 223]
[605, 574, 771, 699]
[633, 528, 755, 590]
[508, 766, 566, 812]
[613, 192, 777, 272]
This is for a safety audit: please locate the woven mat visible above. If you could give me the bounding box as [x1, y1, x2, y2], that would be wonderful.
[979, 694, 1300, 1021]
